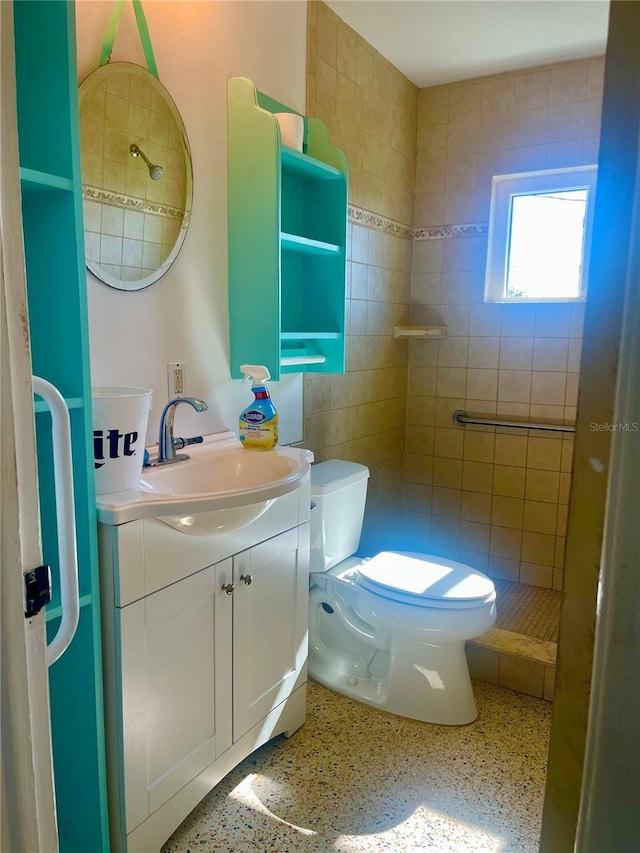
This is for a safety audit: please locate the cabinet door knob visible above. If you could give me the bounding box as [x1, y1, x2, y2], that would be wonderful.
[240, 574, 253, 585]
[221, 582, 235, 595]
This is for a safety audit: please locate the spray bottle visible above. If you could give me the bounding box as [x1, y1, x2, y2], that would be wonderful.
[238, 364, 278, 450]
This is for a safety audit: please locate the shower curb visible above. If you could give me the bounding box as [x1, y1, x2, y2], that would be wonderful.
[466, 627, 557, 702]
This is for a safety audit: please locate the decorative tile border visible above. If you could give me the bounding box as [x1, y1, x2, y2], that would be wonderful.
[348, 204, 487, 241]
[83, 185, 185, 220]
[414, 222, 488, 240]
[348, 205, 413, 240]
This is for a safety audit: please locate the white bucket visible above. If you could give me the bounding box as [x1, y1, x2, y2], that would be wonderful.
[92, 386, 152, 495]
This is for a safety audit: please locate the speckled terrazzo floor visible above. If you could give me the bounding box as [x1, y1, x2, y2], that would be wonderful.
[162, 679, 551, 853]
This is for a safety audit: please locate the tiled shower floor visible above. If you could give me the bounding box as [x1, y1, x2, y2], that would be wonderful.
[493, 579, 561, 642]
[162, 679, 551, 853]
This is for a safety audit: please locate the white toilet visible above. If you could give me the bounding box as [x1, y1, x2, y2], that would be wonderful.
[309, 460, 497, 725]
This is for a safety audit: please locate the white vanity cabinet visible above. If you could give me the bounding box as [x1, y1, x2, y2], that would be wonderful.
[232, 526, 309, 741]
[98, 483, 310, 852]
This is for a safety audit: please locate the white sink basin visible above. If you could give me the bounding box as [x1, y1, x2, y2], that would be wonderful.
[95, 431, 313, 534]
[139, 446, 298, 497]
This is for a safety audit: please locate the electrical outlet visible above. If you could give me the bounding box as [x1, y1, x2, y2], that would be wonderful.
[167, 362, 185, 397]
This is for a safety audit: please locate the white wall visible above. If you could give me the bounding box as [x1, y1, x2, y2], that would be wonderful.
[75, 1, 307, 444]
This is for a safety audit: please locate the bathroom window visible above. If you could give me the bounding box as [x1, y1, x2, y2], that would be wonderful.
[484, 166, 597, 303]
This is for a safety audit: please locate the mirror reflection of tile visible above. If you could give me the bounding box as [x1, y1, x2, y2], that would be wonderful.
[80, 69, 188, 285]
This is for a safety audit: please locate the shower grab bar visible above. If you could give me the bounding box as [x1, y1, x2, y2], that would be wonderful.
[452, 409, 575, 434]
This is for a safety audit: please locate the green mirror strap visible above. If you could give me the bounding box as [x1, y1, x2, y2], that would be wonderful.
[131, 0, 159, 78]
[99, 0, 125, 68]
[99, 0, 159, 79]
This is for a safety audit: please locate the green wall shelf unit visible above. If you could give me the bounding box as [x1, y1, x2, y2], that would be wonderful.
[13, 1, 110, 851]
[228, 76, 348, 380]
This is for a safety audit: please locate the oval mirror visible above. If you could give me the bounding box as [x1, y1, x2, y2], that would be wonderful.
[78, 62, 193, 291]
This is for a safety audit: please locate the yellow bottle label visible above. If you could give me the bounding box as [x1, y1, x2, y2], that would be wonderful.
[238, 412, 278, 450]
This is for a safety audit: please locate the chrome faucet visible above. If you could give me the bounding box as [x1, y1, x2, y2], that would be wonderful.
[154, 397, 208, 465]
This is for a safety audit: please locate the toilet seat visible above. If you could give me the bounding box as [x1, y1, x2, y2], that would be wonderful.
[356, 551, 496, 609]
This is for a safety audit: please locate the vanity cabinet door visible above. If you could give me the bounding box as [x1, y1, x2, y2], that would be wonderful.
[233, 524, 310, 741]
[118, 558, 233, 832]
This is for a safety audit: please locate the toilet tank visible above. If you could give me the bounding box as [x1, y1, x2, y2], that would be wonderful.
[310, 460, 369, 572]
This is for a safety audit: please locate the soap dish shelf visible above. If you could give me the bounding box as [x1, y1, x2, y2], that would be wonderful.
[393, 325, 447, 339]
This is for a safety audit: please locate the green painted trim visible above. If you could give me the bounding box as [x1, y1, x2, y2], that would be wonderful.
[280, 331, 341, 340]
[34, 396, 84, 413]
[13, 2, 110, 849]
[228, 77, 281, 378]
[45, 593, 93, 623]
[306, 117, 349, 174]
[227, 77, 348, 379]
[281, 147, 341, 180]
[281, 233, 342, 254]
[131, 0, 159, 78]
[20, 167, 74, 192]
[256, 91, 300, 116]
[99, 0, 125, 67]
[100, 0, 158, 78]
[66, 8, 112, 848]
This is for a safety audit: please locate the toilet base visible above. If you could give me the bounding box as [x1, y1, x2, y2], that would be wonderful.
[309, 637, 478, 726]
[310, 659, 386, 710]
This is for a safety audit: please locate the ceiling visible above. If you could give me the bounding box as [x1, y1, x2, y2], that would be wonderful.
[324, 1, 610, 88]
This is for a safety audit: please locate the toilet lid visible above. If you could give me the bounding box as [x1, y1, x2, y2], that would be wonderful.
[357, 551, 495, 608]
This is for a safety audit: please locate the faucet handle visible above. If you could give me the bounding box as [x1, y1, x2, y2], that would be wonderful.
[172, 436, 204, 451]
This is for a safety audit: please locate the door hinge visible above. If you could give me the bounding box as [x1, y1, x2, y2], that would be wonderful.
[24, 565, 52, 617]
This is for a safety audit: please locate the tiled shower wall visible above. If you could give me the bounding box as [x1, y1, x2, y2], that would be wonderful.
[80, 70, 188, 282]
[307, 2, 416, 224]
[305, 2, 417, 547]
[306, 2, 605, 582]
[405, 58, 604, 590]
